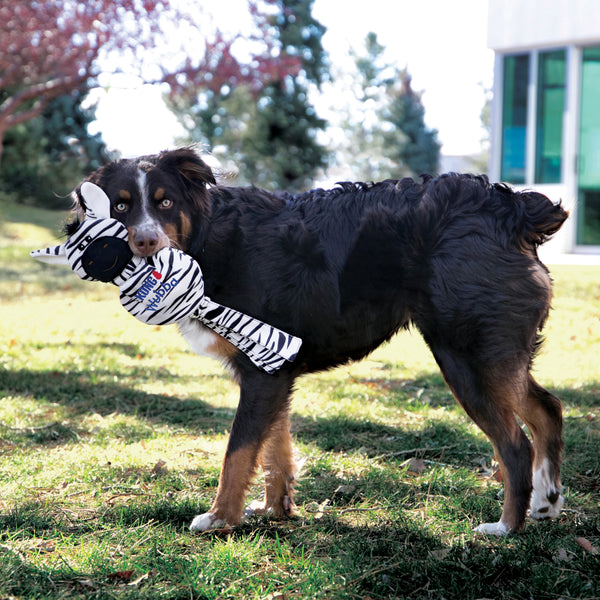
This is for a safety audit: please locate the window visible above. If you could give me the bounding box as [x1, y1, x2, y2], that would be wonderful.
[578, 45, 600, 245]
[535, 50, 566, 183]
[501, 54, 529, 183]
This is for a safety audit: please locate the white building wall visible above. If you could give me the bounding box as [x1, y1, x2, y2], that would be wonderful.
[488, 0, 600, 52]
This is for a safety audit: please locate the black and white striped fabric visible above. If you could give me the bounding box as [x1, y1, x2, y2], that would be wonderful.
[64, 216, 142, 285]
[119, 248, 206, 325]
[119, 247, 302, 373]
[190, 299, 302, 373]
[31, 182, 301, 374]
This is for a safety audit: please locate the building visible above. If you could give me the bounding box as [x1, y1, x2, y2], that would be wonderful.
[488, 0, 600, 255]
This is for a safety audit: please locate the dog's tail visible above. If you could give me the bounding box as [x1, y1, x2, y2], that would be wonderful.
[497, 184, 569, 251]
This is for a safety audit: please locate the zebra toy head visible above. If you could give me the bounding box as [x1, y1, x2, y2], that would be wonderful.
[31, 182, 115, 268]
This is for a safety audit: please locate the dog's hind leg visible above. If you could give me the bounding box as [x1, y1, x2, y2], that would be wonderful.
[431, 348, 534, 535]
[189, 371, 294, 532]
[517, 375, 564, 520]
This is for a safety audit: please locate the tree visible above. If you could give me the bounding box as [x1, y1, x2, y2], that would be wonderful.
[335, 32, 396, 181]
[244, 0, 329, 189]
[0, 0, 176, 164]
[335, 33, 440, 181]
[381, 72, 440, 177]
[167, 0, 329, 190]
[0, 90, 113, 207]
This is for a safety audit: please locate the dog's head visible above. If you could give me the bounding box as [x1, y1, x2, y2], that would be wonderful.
[72, 148, 216, 257]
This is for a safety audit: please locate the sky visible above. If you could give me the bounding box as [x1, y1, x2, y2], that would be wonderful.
[90, 0, 494, 160]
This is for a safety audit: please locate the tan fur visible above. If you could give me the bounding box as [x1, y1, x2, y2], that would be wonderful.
[163, 213, 192, 252]
[205, 334, 238, 361]
[259, 408, 296, 517]
[210, 446, 259, 525]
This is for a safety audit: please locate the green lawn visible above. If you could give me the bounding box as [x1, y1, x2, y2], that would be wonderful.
[1, 198, 599, 599]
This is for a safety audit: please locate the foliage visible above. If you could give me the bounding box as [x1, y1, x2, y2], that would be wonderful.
[168, 0, 329, 190]
[0, 91, 112, 208]
[381, 73, 441, 177]
[335, 33, 441, 181]
[1, 199, 598, 599]
[0, 0, 174, 162]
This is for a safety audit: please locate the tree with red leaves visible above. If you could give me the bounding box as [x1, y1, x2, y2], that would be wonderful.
[0, 0, 179, 163]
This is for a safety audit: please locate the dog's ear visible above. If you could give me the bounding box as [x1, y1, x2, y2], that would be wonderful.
[158, 148, 216, 188]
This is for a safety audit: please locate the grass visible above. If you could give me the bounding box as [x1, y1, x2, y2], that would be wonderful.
[1, 197, 599, 599]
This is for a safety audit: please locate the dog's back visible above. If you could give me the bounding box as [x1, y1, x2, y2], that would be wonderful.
[192, 174, 567, 373]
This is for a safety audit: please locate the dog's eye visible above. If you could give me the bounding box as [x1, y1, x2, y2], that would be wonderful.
[159, 199, 173, 209]
[114, 202, 129, 213]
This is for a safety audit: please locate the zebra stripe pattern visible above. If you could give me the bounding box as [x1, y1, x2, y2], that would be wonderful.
[119, 248, 302, 373]
[119, 249, 206, 326]
[64, 218, 138, 284]
[190, 299, 302, 374]
[32, 244, 65, 259]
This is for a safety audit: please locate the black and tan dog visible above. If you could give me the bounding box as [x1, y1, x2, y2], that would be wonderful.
[72, 147, 568, 535]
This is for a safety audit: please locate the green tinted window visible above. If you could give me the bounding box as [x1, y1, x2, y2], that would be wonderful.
[578, 46, 600, 245]
[501, 55, 529, 183]
[535, 50, 565, 183]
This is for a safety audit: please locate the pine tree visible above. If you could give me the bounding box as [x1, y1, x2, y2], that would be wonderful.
[0, 91, 112, 207]
[337, 33, 440, 181]
[381, 72, 440, 177]
[169, 0, 329, 190]
[245, 0, 328, 189]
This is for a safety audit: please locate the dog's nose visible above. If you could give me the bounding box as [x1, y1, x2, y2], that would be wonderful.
[133, 234, 159, 256]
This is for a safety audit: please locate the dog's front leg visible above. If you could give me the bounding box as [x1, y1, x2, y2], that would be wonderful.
[190, 370, 294, 532]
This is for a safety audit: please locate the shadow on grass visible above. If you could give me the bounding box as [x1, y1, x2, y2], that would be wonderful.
[2, 366, 599, 467]
[1, 364, 490, 465]
[0, 367, 234, 441]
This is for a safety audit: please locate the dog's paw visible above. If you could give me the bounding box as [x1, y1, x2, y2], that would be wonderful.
[529, 490, 564, 520]
[530, 461, 564, 520]
[189, 512, 227, 532]
[474, 520, 510, 536]
[244, 499, 269, 518]
[244, 496, 294, 519]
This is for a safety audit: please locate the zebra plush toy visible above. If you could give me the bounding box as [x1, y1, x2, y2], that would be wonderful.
[31, 182, 301, 374]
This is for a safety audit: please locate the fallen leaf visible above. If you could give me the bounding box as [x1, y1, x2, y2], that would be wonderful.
[151, 459, 168, 476]
[334, 484, 356, 496]
[128, 570, 156, 587]
[553, 547, 572, 562]
[107, 570, 135, 582]
[36, 540, 55, 553]
[430, 548, 451, 560]
[401, 457, 426, 474]
[305, 499, 330, 519]
[575, 537, 599, 554]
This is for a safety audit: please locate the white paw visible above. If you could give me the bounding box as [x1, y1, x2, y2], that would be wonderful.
[189, 512, 227, 532]
[530, 491, 564, 520]
[529, 459, 564, 520]
[474, 520, 510, 536]
[244, 500, 269, 518]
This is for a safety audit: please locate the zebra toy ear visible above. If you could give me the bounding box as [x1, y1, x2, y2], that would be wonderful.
[79, 182, 111, 219]
[30, 182, 112, 266]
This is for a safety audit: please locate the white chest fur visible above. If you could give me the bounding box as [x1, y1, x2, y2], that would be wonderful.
[178, 317, 237, 369]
